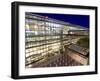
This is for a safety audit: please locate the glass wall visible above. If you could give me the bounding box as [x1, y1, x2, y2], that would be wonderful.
[25, 13, 69, 68]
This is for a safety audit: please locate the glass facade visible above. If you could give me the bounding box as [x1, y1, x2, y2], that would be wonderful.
[25, 13, 68, 67]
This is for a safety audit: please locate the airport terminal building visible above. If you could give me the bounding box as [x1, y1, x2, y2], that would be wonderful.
[25, 12, 89, 68]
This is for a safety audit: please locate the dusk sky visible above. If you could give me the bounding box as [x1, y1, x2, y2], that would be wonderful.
[33, 13, 89, 28]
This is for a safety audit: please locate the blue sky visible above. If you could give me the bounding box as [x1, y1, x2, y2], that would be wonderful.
[32, 13, 89, 28]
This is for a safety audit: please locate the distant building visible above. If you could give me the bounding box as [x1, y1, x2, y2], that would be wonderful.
[68, 30, 89, 36]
